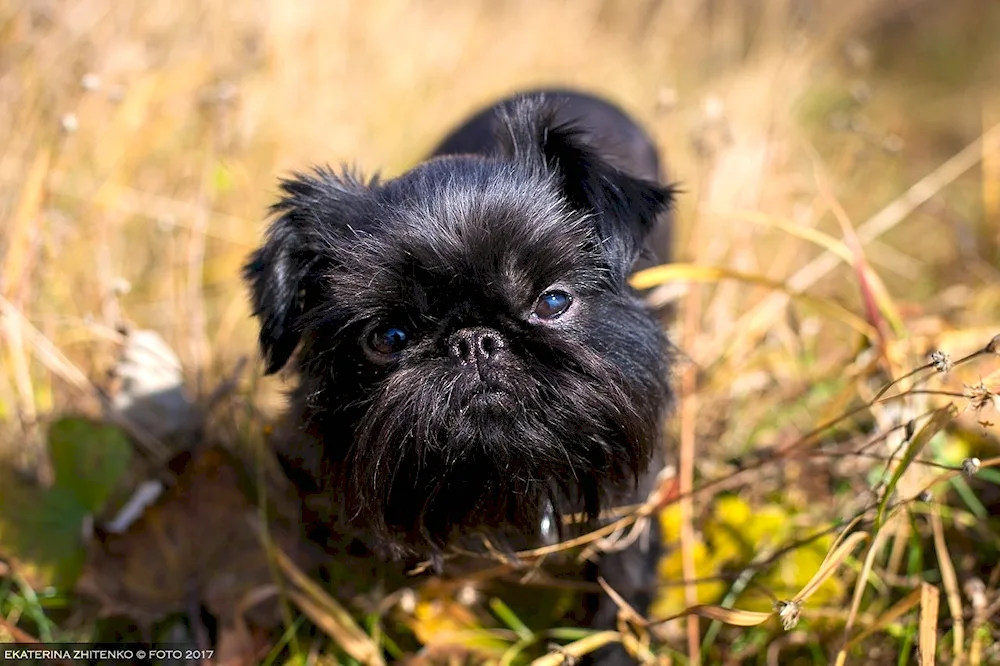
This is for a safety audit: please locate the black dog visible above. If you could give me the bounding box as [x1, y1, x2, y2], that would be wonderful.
[244, 89, 676, 663]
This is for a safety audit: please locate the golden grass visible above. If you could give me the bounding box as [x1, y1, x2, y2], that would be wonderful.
[2, 0, 1000, 663]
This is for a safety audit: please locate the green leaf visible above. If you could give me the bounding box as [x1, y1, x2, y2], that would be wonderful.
[978, 467, 1000, 485]
[950, 476, 988, 519]
[0, 418, 132, 590]
[0, 471, 88, 589]
[875, 405, 957, 530]
[48, 417, 132, 513]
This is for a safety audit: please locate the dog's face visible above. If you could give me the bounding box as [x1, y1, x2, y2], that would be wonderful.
[245, 98, 675, 557]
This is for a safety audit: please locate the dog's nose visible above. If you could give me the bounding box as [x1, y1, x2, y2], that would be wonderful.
[448, 327, 504, 369]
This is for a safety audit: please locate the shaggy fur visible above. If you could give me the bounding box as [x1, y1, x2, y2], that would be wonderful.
[244, 89, 676, 664]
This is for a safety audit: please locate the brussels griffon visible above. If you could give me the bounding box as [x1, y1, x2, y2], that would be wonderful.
[244, 89, 676, 664]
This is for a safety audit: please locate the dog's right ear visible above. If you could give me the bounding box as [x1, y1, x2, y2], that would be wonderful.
[243, 168, 368, 374]
[495, 95, 676, 279]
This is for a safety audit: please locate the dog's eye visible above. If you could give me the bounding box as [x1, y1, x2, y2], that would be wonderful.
[533, 291, 572, 320]
[368, 326, 410, 355]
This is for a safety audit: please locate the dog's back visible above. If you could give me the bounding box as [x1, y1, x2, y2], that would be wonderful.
[432, 89, 662, 184]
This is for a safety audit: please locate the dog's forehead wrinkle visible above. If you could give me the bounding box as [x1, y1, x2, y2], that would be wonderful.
[346, 165, 597, 300]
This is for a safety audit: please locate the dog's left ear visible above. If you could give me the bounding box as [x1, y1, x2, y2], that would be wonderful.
[498, 97, 676, 276]
[243, 168, 369, 374]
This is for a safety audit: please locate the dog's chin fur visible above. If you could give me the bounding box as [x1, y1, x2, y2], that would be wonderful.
[244, 92, 676, 563]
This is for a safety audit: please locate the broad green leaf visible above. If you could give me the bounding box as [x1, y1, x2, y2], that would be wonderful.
[0, 418, 132, 589]
[48, 417, 132, 513]
[0, 471, 88, 589]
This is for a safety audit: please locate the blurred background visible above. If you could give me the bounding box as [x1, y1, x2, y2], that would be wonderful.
[1, 0, 999, 664]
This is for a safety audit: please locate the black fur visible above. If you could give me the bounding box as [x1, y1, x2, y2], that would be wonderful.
[244, 90, 676, 664]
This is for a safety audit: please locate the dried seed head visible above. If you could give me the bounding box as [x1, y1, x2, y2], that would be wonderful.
[703, 95, 725, 120]
[110, 277, 131, 296]
[774, 600, 801, 630]
[457, 584, 478, 606]
[962, 457, 981, 479]
[987, 334, 1000, 355]
[964, 578, 986, 611]
[60, 113, 79, 133]
[398, 588, 416, 614]
[81, 72, 101, 91]
[546, 644, 578, 666]
[965, 382, 996, 412]
[929, 350, 953, 373]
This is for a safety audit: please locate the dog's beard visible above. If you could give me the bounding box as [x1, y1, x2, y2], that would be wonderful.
[244, 93, 678, 561]
[314, 326, 666, 557]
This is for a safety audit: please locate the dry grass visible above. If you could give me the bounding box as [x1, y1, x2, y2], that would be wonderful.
[2, 0, 1000, 663]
